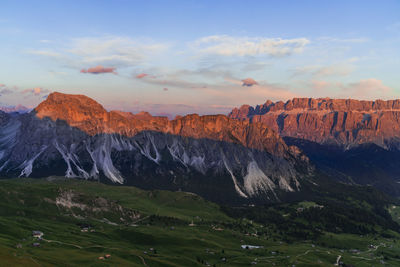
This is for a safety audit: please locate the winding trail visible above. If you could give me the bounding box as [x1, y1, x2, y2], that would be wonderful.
[296, 249, 312, 257]
[351, 256, 372, 261]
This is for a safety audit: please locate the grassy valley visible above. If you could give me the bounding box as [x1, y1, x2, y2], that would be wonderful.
[0, 178, 399, 266]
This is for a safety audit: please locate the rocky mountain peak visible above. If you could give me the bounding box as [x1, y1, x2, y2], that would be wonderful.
[30, 92, 299, 158]
[35, 92, 109, 135]
[229, 97, 400, 148]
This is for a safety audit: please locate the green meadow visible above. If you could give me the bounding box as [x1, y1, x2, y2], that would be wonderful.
[0, 178, 399, 266]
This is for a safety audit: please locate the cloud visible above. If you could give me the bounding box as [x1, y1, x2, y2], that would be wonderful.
[22, 87, 50, 96]
[81, 65, 117, 74]
[210, 77, 298, 103]
[0, 84, 17, 96]
[134, 66, 239, 90]
[0, 88, 13, 95]
[68, 36, 168, 67]
[241, 78, 258, 87]
[28, 50, 63, 58]
[293, 63, 354, 77]
[29, 36, 169, 69]
[136, 73, 148, 79]
[311, 80, 330, 91]
[307, 79, 395, 100]
[317, 37, 369, 43]
[192, 35, 310, 57]
[342, 79, 393, 99]
[135, 72, 208, 89]
[314, 64, 353, 77]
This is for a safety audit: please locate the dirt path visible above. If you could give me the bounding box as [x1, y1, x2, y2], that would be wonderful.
[351, 256, 373, 261]
[42, 238, 120, 250]
[334, 255, 342, 266]
[42, 238, 82, 249]
[296, 249, 312, 257]
[137, 255, 148, 266]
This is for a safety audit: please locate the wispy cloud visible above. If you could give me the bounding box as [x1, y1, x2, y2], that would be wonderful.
[341, 79, 394, 100]
[22, 87, 50, 97]
[221, 78, 298, 101]
[317, 37, 369, 43]
[308, 79, 395, 100]
[293, 63, 354, 77]
[137, 74, 208, 89]
[191, 35, 310, 57]
[0, 83, 13, 96]
[28, 50, 64, 58]
[0, 84, 17, 96]
[28, 36, 169, 69]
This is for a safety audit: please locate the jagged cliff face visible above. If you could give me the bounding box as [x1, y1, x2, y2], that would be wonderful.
[229, 98, 400, 196]
[35, 93, 293, 156]
[0, 93, 311, 204]
[229, 98, 400, 148]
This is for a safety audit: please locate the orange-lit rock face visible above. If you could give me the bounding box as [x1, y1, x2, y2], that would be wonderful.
[35, 92, 289, 156]
[35, 92, 110, 135]
[229, 98, 400, 147]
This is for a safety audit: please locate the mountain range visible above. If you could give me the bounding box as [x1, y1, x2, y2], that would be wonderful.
[1, 93, 400, 203]
[230, 98, 400, 196]
[0, 104, 29, 114]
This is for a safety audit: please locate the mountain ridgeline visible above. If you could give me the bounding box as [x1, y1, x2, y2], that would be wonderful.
[229, 97, 400, 147]
[229, 97, 400, 196]
[0, 92, 311, 204]
[2, 93, 400, 203]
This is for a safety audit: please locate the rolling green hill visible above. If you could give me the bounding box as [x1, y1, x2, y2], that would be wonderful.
[0, 178, 400, 266]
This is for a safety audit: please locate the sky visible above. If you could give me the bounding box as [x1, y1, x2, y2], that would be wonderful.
[0, 0, 399, 117]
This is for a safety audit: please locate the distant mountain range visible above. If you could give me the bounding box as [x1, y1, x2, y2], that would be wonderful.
[0, 104, 30, 113]
[1, 93, 400, 203]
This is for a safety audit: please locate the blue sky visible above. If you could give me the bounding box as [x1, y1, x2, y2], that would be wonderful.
[1, 0, 399, 116]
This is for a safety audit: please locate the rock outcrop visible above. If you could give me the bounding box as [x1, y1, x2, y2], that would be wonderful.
[229, 98, 400, 148]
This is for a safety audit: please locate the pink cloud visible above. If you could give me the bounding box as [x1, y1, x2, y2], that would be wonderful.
[81, 65, 117, 74]
[136, 73, 148, 79]
[22, 87, 50, 96]
[241, 78, 258, 87]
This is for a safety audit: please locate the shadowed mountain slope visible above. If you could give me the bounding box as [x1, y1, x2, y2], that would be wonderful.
[0, 93, 312, 204]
